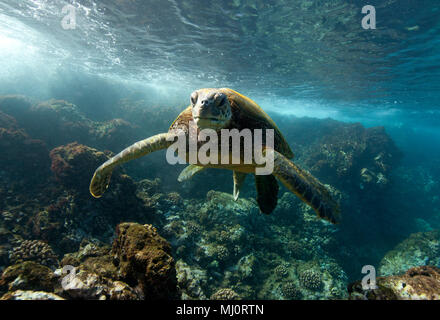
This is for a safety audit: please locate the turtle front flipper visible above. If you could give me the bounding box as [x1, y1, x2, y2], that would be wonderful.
[270, 150, 341, 224]
[233, 171, 247, 201]
[255, 174, 279, 214]
[178, 165, 205, 182]
[90, 133, 174, 198]
[90, 167, 113, 198]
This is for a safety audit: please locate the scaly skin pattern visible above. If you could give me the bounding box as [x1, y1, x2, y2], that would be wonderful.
[272, 149, 340, 224]
[89, 133, 173, 198]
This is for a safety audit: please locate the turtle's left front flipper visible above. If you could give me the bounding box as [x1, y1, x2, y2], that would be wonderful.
[270, 150, 340, 224]
[90, 133, 174, 198]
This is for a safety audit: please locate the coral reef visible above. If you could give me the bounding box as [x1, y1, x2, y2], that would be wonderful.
[30, 142, 159, 253]
[285, 240, 309, 260]
[0, 223, 177, 300]
[0, 96, 140, 152]
[210, 288, 240, 300]
[274, 263, 290, 278]
[159, 189, 349, 300]
[349, 266, 440, 300]
[379, 230, 440, 276]
[8, 240, 59, 269]
[281, 281, 302, 299]
[176, 260, 209, 299]
[1, 94, 431, 301]
[299, 270, 322, 291]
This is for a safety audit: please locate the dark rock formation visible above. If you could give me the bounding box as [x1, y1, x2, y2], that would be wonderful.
[49, 142, 110, 193]
[348, 266, 440, 300]
[0, 111, 50, 182]
[0, 261, 57, 295]
[0, 223, 177, 300]
[112, 223, 178, 299]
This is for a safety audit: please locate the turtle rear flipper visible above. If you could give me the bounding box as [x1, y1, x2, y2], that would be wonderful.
[255, 174, 279, 214]
[233, 171, 247, 201]
[89, 133, 174, 198]
[271, 150, 340, 224]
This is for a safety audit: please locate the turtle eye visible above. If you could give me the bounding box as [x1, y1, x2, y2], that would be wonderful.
[190, 92, 198, 105]
[215, 93, 227, 106]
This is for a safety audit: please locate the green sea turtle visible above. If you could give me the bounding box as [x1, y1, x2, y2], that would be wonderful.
[89, 88, 340, 223]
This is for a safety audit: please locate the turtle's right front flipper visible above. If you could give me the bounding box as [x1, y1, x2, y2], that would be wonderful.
[271, 150, 341, 224]
[90, 133, 174, 198]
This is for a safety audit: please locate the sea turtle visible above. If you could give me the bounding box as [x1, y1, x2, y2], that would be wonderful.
[89, 88, 340, 223]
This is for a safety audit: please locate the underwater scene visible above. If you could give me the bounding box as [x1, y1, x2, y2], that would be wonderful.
[0, 0, 439, 302]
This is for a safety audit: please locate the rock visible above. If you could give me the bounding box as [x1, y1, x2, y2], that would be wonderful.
[292, 120, 402, 191]
[60, 241, 112, 268]
[0, 245, 10, 269]
[0, 95, 33, 119]
[0, 124, 50, 181]
[48, 143, 141, 206]
[0, 261, 57, 294]
[49, 142, 110, 192]
[93, 118, 139, 149]
[349, 266, 440, 300]
[28, 100, 94, 147]
[0, 111, 19, 130]
[1, 290, 64, 300]
[55, 241, 142, 300]
[111, 223, 178, 299]
[55, 224, 178, 300]
[56, 267, 141, 300]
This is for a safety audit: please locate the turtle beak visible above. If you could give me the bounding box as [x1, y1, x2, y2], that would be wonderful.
[193, 116, 223, 130]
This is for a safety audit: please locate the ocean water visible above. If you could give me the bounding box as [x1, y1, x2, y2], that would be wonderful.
[0, 0, 439, 300]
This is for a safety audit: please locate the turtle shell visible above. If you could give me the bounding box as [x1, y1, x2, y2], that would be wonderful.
[169, 88, 294, 159]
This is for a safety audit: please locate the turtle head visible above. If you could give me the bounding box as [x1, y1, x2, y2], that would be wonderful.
[190, 89, 232, 130]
